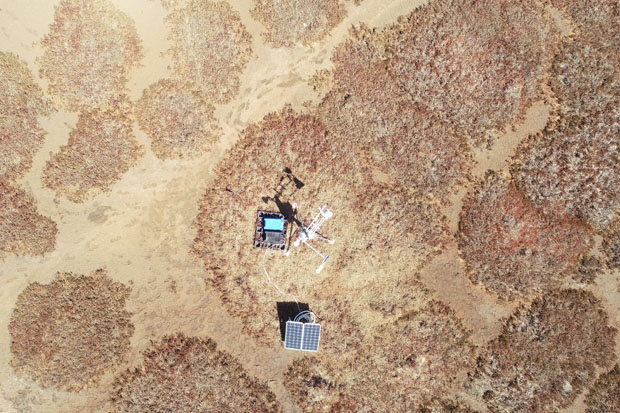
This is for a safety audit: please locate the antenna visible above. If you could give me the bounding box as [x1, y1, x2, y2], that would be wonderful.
[286, 204, 335, 273]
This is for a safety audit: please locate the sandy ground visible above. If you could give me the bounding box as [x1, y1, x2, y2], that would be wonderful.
[1, 0, 619, 412]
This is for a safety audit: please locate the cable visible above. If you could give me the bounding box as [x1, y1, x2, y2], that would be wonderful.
[262, 250, 301, 313]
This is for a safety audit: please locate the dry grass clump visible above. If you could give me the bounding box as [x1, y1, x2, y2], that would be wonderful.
[0, 183, 57, 258]
[584, 364, 620, 413]
[602, 219, 620, 270]
[193, 108, 449, 350]
[251, 0, 346, 48]
[111, 334, 281, 412]
[9, 270, 133, 391]
[38, 0, 142, 111]
[458, 171, 591, 300]
[285, 301, 476, 412]
[549, 0, 620, 56]
[511, 116, 620, 230]
[135, 79, 221, 159]
[418, 399, 478, 413]
[1, 52, 52, 182]
[386, 0, 558, 148]
[42, 98, 143, 202]
[469, 289, 617, 412]
[167, 0, 252, 104]
[549, 37, 620, 119]
[318, 25, 473, 202]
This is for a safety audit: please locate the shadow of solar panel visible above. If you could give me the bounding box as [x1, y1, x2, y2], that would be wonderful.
[301, 323, 321, 352]
[284, 321, 303, 350]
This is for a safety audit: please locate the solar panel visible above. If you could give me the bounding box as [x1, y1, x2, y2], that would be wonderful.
[284, 321, 303, 350]
[301, 323, 321, 352]
[284, 321, 321, 352]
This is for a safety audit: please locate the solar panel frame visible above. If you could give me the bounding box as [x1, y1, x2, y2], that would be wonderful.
[284, 321, 303, 350]
[301, 323, 321, 352]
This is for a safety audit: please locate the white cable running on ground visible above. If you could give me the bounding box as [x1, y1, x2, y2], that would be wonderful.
[262, 250, 301, 312]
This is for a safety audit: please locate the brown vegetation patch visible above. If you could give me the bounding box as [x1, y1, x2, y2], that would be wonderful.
[251, 0, 346, 48]
[193, 108, 449, 350]
[418, 399, 478, 413]
[9, 270, 133, 391]
[458, 171, 591, 300]
[511, 116, 620, 230]
[135, 79, 221, 159]
[318, 25, 473, 202]
[549, 37, 620, 119]
[39, 0, 142, 111]
[1, 52, 52, 182]
[469, 289, 617, 412]
[111, 334, 281, 412]
[602, 219, 620, 270]
[585, 364, 620, 413]
[549, 0, 620, 56]
[42, 98, 143, 203]
[0, 183, 57, 258]
[285, 301, 476, 412]
[167, 0, 252, 104]
[386, 0, 559, 147]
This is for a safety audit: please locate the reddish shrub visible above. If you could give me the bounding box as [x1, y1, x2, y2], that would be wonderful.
[42, 97, 143, 202]
[458, 171, 591, 300]
[386, 0, 559, 147]
[318, 25, 473, 202]
[111, 334, 281, 412]
[0, 183, 57, 258]
[285, 301, 476, 412]
[251, 0, 346, 47]
[167, 0, 252, 103]
[38, 0, 142, 111]
[135, 79, 221, 159]
[511, 116, 620, 230]
[9, 270, 133, 391]
[549, 0, 620, 57]
[469, 289, 617, 412]
[585, 364, 620, 413]
[550, 37, 620, 119]
[602, 219, 620, 270]
[1, 52, 52, 182]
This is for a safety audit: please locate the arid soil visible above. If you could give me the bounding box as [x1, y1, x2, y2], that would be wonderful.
[1, 0, 620, 412]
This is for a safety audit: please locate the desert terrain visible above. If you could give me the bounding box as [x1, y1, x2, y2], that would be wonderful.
[1, 0, 620, 412]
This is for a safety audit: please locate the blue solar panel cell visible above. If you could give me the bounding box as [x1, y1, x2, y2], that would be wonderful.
[301, 324, 321, 352]
[284, 321, 303, 350]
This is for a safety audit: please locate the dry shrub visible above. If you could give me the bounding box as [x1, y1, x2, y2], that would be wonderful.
[584, 364, 620, 413]
[193, 108, 449, 350]
[602, 218, 620, 270]
[167, 0, 252, 104]
[135, 79, 221, 159]
[285, 301, 476, 412]
[318, 25, 473, 202]
[251, 0, 346, 48]
[42, 97, 143, 203]
[458, 171, 591, 300]
[0, 183, 57, 258]
[469, 289, 617, 412]
[1, 52, 52, 182]
[573, 255, 604, 284]
[549, 37, 620, 118]
[9, 270, 133, 391]
[111, 334, 281, 412]
[511, 115, 620, 230]
[386, 0, 559, 147]
[549, 0, 620, 57]
[39, 0, 142, 111]
[418, 399, 478, 413]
